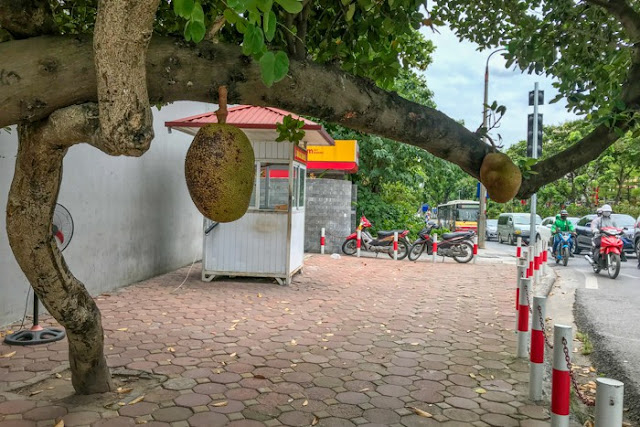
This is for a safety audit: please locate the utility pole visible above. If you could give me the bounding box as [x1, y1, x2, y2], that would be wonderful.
[479, 48, 506, 249]
[528, 83, 544, 244]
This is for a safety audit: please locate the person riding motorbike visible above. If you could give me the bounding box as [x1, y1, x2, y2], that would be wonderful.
[588, 204, 620, 265]
[551, 210, 575, 257]
[591, 207, 603, 233]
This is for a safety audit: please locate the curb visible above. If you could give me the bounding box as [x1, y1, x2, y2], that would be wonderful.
[536, 266, 557, 298]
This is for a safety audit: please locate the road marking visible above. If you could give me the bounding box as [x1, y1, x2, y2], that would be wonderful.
[585, 275, 598, 289]
[620, 273, 640, 280]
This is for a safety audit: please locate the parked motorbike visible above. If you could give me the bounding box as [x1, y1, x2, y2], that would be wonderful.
[553, 232, 574, 267]
[342, 216, 410, 260]
[585, 227, 624, 279]
[408, 222, 475, 263]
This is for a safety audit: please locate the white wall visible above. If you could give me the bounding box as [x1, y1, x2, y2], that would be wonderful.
[0, 101, 214, 326]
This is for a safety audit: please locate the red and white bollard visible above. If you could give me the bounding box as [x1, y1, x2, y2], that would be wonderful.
[534, 239, 541, 284]
[320, 227, 326, 255]
[530, 296, 547, 400]
[393, 232, 398, 261]
[595, 378, 624, 426]
[473, 234, 478, 264]
[356, 228, 361, 258]
[432, 234, 438, 264]
[528, 245, 534, 279]
[516, 259, 527, 330]
[517, 277, 531, 359]
[551, 324, 572, 427]
[516, 236, 522, 258]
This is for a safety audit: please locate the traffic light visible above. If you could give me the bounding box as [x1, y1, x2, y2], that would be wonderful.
[527, 113, 543, 158]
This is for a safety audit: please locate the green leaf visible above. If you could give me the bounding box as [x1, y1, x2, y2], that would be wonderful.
[189, 19, 206, 43]
[174, 0, 195, 18]
[264, 10, 276, 41]
[183, 21, 193, 41]
[257, 0, 273, 12]
[346, 3, 356, 21]
[275, 0, 303, 13]
[191, 2, 204, 23]
[260, 51, 276, 86]
[243, 24, 265, 55]
[224, 8, 238, 24]
[273, 51, 289, 81]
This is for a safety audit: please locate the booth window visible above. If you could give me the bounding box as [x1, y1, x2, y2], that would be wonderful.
[258, 163, 289, 210]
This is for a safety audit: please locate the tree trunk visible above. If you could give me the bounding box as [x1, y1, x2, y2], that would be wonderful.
[6, 122, 113, 394]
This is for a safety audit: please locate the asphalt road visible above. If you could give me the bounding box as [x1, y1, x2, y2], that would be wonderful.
[485, 239, 640, 422]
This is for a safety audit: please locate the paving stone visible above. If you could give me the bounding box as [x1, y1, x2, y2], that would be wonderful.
[0, 420, 37, 427]
[162, 378, 197, 391]
[0, 401, 37, 415]
[442, 408, 480, 423]
[93, 416, 136, 426]
[118, 402, 159, 417]
[151, 406, 193, 422]
[174, 393, 211, 408]
[187, 411, 229, 427]
[61, 410, 102, 426]
[279, 410, 316, 426]
[480, 413, 519, 426]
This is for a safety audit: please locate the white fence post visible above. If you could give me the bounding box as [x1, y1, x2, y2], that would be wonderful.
[595, 378, 624, 427]
[517, 277, 531, 359]
[516, 258, 527, 331]
[473, 234, 478, 264]
[551, 324, 572, 427]
[432, 234, 438, 264]
[393, 232, 398, 261]
[517, 236, 522, 258]
[320, 227, 326, 255]
[356, 229, 361, 258]
[529, 296, 546, 400]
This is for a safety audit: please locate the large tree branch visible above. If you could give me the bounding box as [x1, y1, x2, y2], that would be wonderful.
[0, 35, 493, 181]
[0, 0, 56, 39]
[585, 0, 640, 43]
[517, 123, 624, 198]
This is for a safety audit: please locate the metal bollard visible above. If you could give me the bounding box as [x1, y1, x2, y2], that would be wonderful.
[321, 227, 326, 255]
[393, 232, 398, 261]
[534, 239, 540, 284]
[356, 229, 361, 258]
[595, 378, 624, 426]
[551, 324, 572, 427]
[432, 234, 438, 264]
[530, 296, 547, 400]
[516, 236, 522, 258]
[517, 277, 531, 359]
[529, 245, 535, 280]
[473, 234, 478, 264]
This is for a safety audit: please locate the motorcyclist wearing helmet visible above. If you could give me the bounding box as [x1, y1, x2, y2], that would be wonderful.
[551, 210, 575, 257]
[591, 208, 603, 233]
[588, 204, 619, 264]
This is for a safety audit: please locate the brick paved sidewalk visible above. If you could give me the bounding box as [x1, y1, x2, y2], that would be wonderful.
[1, 255, 550, 426]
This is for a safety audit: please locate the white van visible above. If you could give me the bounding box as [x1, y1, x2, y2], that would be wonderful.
[497, 213, 542, 245]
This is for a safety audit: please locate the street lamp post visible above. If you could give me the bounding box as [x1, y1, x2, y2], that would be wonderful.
[478, 47, 507, 249]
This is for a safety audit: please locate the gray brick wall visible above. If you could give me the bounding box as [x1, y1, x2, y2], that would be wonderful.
[305, 178, 354, 254]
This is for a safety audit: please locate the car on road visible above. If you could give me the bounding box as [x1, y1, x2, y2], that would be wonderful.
[497, 213, 542, 245]
[635, 214, 640, 258]
[574, 213, 636, 255]
[486, 219, 498, 240]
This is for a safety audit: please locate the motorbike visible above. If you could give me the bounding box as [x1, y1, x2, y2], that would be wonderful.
[585, 227, 624, 279]
[553, 232, 574, 267]
[407, 222, 475, 263]
[342, 216, 410, 260]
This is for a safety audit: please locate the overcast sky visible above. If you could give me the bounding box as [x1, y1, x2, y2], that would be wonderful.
[420, 26, 580, 148]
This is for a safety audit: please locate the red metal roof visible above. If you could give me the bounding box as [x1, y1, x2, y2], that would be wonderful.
[166, 105, 321, 130]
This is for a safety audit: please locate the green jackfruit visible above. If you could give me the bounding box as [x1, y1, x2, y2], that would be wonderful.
[185, 124, 256, 222]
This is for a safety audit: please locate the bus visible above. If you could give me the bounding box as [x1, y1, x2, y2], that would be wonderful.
[437, 200, 479, 232]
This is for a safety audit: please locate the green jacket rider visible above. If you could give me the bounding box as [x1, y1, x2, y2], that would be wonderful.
[551, 210, 575, 256]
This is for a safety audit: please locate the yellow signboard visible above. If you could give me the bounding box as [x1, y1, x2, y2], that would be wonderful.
[307, 140, 358, 163]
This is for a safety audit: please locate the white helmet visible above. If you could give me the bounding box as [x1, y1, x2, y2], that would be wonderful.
[601, 204, 612, 217]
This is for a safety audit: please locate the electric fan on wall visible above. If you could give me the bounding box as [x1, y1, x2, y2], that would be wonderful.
[4, 204, 71, 345]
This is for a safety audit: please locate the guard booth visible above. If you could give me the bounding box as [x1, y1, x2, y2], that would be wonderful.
[165, 105, 335, 285]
